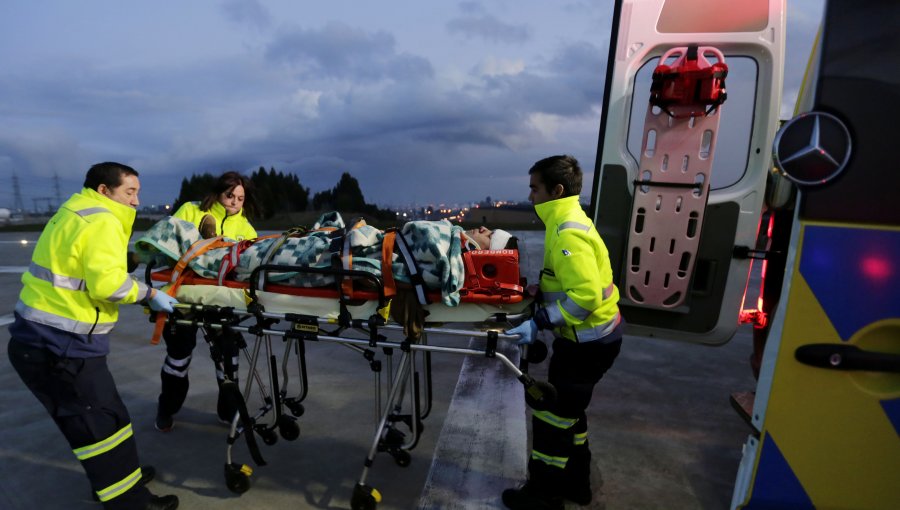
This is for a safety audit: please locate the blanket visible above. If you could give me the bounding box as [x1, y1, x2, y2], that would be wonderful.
[134, 212, 467, 306]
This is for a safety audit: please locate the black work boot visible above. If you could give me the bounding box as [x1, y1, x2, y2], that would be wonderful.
[502, 482, 563, 510]
[145, 494, 179, 510]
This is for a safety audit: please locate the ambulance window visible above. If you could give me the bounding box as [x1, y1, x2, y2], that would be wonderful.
[626, 56, 758, 190]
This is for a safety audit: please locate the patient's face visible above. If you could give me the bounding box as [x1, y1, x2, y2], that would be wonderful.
[465, 226, 493, 250]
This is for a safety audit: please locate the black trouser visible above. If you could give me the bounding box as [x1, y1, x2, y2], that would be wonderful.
[8, 340, 152, 510]
[157, 323, 243, 421]
[528, 326, 623, 496]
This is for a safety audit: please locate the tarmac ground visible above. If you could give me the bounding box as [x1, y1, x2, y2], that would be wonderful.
[0, 230, 758, 509]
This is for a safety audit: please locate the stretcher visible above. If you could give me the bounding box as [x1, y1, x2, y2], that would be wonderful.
[144, 244, 555, 510]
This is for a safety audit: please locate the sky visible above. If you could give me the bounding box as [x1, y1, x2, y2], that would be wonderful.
[0, 0, 825, 211]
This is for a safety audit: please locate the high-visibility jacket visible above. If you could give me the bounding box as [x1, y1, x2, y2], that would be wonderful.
[14, 188, 152, 357]
[536, 195, 620, 343]
[173, 201, 257, 240]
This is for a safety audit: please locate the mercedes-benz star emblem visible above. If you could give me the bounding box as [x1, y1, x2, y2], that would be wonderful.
[772, 111, 852, 186]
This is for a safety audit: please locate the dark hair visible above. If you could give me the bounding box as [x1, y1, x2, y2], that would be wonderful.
[83, 162, 139, 191]
[528, 155, 582, 197]
[200, 171, 258, 218]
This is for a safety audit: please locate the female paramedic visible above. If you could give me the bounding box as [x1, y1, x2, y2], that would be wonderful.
[155, 171, 258, 432]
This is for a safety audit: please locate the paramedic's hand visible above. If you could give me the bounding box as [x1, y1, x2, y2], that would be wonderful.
[505, 319, 537, 345]
[148, 290, 178, 313]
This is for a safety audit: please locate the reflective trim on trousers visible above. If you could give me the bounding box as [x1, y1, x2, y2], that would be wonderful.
[163, 354, 191, 378]
[96, 467, 141, 502]
[573, 431, 587, 446]
[531, 450, 567, 469]
[533, 409, 578, 430]
[72, 423, 134, 461]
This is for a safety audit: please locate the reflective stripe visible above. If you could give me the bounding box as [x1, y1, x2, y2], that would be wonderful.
[603, 282, 616, 300]
[135, 280, 152, 302]
[573, 432, 588, 446]
[28, 262, 86, 291]
[72, 423, 133, 460]
[560, 296, 592, 320]
[15, 301, 115, 335]
[541, 291, 566, 305]
[106, 278, 135, 302]
[96, 467, 141, 503]
[573, 312, 621, 343]
[76, 207, 111, 217]
[558, 221, 590, 233]
[163, 355, 191, 377]
[531, 450, 567, 469]
[533, 410, 578, 429]
[546, 304, 565, 326]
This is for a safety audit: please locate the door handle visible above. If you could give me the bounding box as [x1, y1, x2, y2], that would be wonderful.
[795, 344, 900, 373]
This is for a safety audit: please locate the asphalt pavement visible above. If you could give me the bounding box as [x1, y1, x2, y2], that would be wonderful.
[0, 230, 758, 509]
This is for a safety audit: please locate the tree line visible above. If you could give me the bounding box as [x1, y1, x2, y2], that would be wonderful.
[173, 167, 393, 220]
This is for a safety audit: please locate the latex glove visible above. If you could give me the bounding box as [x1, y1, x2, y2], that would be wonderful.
[148, 290, 179, 313]
[505, 319, 538, 345]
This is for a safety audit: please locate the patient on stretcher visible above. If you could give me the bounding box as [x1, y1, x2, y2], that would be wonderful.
[135, 212, 518, 307]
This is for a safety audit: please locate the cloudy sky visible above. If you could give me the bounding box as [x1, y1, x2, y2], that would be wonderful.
[1, 0, 824, 210]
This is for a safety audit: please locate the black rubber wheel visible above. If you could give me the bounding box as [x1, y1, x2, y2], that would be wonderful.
[350, 483, 381, 510]
[224, 464, 251, 494]
[525, 340, 548, 364]
[524, 380, 558, 411]
[259, 428, 278, 446]
[392, 449, 411, 467]
[286, 400, 305, 417]
[279, 416, 300, 441]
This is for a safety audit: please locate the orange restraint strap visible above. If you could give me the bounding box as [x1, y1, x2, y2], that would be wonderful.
[381, 229, 398, 299]
[150, 236, 235, 345]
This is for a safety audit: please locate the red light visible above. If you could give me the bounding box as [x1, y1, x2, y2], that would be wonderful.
[861, 256, 892, 280]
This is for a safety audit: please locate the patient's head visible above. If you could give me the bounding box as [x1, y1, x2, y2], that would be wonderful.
[464, 227, 515, 250]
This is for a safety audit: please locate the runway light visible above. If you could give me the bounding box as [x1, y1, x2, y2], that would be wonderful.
[20, 239, 28, 245]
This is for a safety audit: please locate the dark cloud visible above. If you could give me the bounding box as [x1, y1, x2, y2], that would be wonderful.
[265, 22, 433, 82]
[221, 0, 272, 31]
[446, 14, 531, 44]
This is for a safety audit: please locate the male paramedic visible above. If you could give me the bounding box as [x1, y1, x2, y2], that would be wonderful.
[7, 162, 180, 510]
[504, 155, 623, 510]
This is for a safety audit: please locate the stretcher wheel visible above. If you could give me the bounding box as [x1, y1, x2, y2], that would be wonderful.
[393, 449, 411, 467]
[224, 463, 252, 494]
[351, 483, 382, 510]
[526, 340, 548, 364]
[278, 416, 300, 441]
[258, 427, 278, 445]
[285, 399, 305, 417]
[524, 380, 557, 411]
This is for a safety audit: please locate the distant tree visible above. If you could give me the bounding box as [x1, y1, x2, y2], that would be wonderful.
[312, 172, 393, 220]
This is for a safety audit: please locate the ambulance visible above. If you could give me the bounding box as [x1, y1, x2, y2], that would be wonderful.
[590, 0, 899, 508]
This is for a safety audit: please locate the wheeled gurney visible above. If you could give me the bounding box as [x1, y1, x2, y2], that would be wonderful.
[143, 231, 555, 509]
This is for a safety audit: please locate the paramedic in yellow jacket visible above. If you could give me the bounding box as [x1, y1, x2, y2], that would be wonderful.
[504, 155, 623, 510]
[155, 171, 258, 432]
[7, 162, 180, 510]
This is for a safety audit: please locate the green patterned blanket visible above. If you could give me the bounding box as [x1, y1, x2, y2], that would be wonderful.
[134, 212, 467, 306]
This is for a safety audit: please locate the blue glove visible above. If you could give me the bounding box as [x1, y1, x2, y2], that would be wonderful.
[148, 291, 179, 313]
[505, 319, 538, 345]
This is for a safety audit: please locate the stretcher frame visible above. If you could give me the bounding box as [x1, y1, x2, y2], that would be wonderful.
[146, 262, 554, 509]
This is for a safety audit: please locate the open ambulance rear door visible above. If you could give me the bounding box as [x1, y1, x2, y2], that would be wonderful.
[590, 0, 786, 345]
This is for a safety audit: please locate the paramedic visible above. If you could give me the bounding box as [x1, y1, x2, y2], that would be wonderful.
[503, 155, 622, 510]
[155, 171, 258, 431]
[7, 162, 180, 510]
